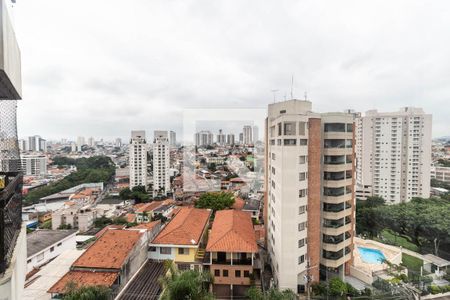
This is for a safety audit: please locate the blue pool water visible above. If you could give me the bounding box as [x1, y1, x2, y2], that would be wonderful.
[358, 247, 386, 264]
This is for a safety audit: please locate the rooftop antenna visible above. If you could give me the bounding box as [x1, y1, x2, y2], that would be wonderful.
[290, 75, 294, 99]
[271, 89, 279, 103]
[304, 91, 308, 101]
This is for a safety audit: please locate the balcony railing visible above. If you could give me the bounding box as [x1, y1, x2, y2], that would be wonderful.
[212, 258, 252, 265]
[0, 172, 22, 274]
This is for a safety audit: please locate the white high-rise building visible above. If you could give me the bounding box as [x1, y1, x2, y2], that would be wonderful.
[153, 130, 170, 196]
[216, 129, 226, 145]
[129, 130, 148, 189]
[243, 125, 253, 144]
[194, 131, 213, 147]
[76, 136, 85, 151]
[87, 137, 95, 147]
[226, 133, 235, 145]
[266, 99, 355, 293]
[253, 126, 259, 143]
[20, 154, 47, 176]
[355, 107, 432, 203]
[115, 138, 122, 148]
[18, 139, 26, 151]
[169, 131, 177, 147]
[71, 143, 77, 153]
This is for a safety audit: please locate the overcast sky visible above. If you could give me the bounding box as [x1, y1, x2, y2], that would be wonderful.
[13, 0, 450, 141]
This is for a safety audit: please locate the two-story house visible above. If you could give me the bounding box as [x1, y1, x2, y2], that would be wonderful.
[149, 207, 211, 271]
[205, 210, 259, 299]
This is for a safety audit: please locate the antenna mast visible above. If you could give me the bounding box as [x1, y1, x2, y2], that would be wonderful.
[290, 75, 294, 99]
[271, 89, 279, 103]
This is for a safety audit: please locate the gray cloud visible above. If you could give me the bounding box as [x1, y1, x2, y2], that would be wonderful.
[14, 0, 450, 141]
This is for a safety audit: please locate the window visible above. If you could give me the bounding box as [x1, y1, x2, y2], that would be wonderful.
[27, 259, 31, 264]
[299, 189, 307, 197]
[299, 122, 306, 135]
[284, 122, 296, 135]
[214, 269, 220, 276]
[284, 139, 296, 145]
[272, 153, 276, 160]
[57, 242, 62, 247]
[223, 270, 229, 277]
[299, 155, 307, 164]
[178, 248, 189, 255]
[272, 167, 275, 175]
[272, 180, 275, 189]
[149, 246, 156, 252]
[235, 270, 241, 277]
[244, 270, 250, 277]
[299, 172, 307, 181]
[277, 123, 282, 136]
[298, 255, 305, 264]
[160, 247, 171, 255]
[298, 239, 305, 248]
[299, 205, 306, 214]
[300, 139, 308, 145]
[347, 124, 353, 132]
[324, 123, 345, 132]
[298, 222, 306, 231]
[50, 247, 54, 252]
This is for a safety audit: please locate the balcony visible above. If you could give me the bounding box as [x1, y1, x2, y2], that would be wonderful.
[322, 219, 352, 236]
[321, 248, 352, 268]
[322, 232, 352, 251]
[212, 258, 253, 266]
[323, 178, 353, 188]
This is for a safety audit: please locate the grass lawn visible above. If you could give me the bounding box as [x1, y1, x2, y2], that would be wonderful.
[402, 253, 423, 272]
[376, 229, 420, 252]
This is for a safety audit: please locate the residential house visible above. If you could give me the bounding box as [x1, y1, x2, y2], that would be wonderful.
[149, 207, 211, 271]
[205, 210, 259, 298]
[47, 229, 147, 298]
[27, 230, 77, 273]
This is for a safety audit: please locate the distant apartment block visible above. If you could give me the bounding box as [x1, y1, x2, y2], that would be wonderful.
[243, 125, 253, 144]
[52, 204, 97, 232]
[20, 154, 47, 176]
[217, 129, 226, 145]
[129, 130, 148, 189]
[266, 99, 355, 293]
[195, 130, 214, 147]
[431, 165, 450, 184]
[355, 108, 432, 203]
[226, 133, 235, 145]
[169, 130, 177, 147]
[153, 130, 170, 196]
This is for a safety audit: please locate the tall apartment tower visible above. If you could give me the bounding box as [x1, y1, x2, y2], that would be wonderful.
[266, 100, 355, 293]
[216, 129, 226, 145]
[153, 131, 170, 196]
[129, 130, 148, 189]
[355, 108, 432, 203]
[226, 133, 235, 145]
[169, 130, 176, 147]
[194, 131, 213, 147]
[243, 125, 253, 144]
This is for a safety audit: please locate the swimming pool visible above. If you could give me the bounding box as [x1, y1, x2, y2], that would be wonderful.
[358, 247, 386, 264]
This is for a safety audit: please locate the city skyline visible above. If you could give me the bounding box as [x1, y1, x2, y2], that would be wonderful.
[14, 0, 450, 139]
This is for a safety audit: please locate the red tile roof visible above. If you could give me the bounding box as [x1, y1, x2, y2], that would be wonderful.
[130, 220, 161, 231]
[232, 197, 245, 210]
[152, 207, 211, 245]
[135, 201, 162, 213]
[48, 270, 118, 294]
[95, 224, 126, 239]
[74, 230, 142, 269]
[206, 210, 258, 253]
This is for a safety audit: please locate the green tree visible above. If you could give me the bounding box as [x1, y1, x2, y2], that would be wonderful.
[159, 261, 213, 300]
[62, 282, 110, 300]
[207, 163, 216, 172]
[328, 277, 347, 298]
[247, 286, 296, 300]
[195, 192, 235, 211]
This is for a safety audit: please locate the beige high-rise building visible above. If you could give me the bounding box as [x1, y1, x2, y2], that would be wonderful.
[129, 130, 148, 189]
[153, 130, 170, 196]
[355, 108, 432, 203]
[265, 99, 355, 293]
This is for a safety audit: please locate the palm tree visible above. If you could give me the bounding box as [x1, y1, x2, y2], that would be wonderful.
[159, 260, 214, 300]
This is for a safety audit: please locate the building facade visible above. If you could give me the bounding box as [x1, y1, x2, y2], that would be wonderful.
[243, 125, 253, 145]
[226, 134, 235, 145]
[431, 165, 450, 184]
[195, 131, 213, 147]
[129, 130, 148, 189]
[266, 99, 355, 293]
[153, 131, 170, 196]
[20, 154, 47, 176]
[355, 108, 432, 203]
[217, 129, 226, 145]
